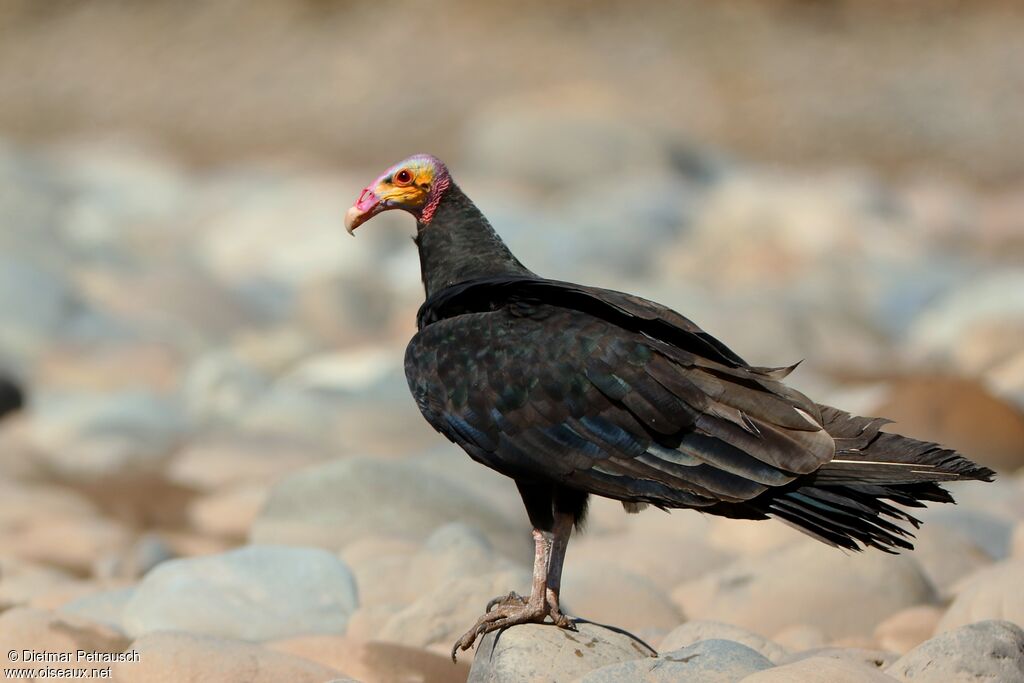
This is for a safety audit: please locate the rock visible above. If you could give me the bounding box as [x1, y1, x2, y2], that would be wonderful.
[0, 556, 77, 610]
[376, 568, 531, 651]
[27, 390, 187, 481]
[339, 537, 420, 608]
[94, 532, 177, 580]
[60, 587, 137, 633]
[4, 512, 133, 575]
[936, 559, 1024, 632]
[782, 647, 898, 670]
[910, 519, 994, 598]
[345, 604, 403, 642]
[467, 621, 654, 682]
[886, 620, 1024, 682]
[167, 433, 329, 492]
[0, 256, 82, 362]
[560, 560, 683, 634]
[0, 607, 129, 675]
[269, 634, 472, 683]
[707, 517, 806, 558]
[1012, 522, 1024, 558]
[565, 526, 731, 593]
[251, 456, 529, 562]
[115, 631, 350, 683]
[772, 625, 827, 652]
[671, 540, 937, 640]
[870, 376, 1024, 472]
[907, 269, 1024, 365]
[873, 606, 944, 654]
[187, 483, 267, 540]
[578, 639, 774, 682]
[181, 350, 271, 425]
[740, 656, 898, 682]
[122, 545, 358, 640]
[660, 621, 789, 664]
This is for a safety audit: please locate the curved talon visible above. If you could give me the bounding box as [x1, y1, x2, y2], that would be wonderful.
[486, 591, 526, 612]
[450, 599, 574, 661]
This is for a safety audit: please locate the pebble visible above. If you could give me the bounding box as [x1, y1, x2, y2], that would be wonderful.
[466, 621, 655, 682]
[250, 456, 529, 561]
[269, 634, 471, 683]
[578, 639, 774, 682]
[741, 656, 899, 682]
[659, 620, 789, 664]
[886, 620, 1024, 682]
[873, 606, 944, 655]
[122, 545, 358, 640]
[672, 540, 937, 640]
[936, 559, 1024, 632]
[114, 631, 350, 683]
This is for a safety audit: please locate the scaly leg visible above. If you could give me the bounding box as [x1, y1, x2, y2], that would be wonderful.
[451, 520, 575, 660]
[544, 510, 574, 625]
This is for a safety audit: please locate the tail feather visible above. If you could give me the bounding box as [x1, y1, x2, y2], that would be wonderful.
[749, 404, 995, 553]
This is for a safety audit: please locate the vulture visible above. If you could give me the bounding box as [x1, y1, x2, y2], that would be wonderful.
[344, 154, 994, 659]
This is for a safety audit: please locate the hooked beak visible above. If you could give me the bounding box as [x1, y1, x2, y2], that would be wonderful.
[344, 187, 383, 235]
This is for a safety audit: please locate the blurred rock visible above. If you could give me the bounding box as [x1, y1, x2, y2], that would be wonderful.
[907, 269, 1024, 368]
[936, 559, 1024, 633]
[182, 350, 272, 425]
[340, 536, 420, 608]
[741, 656, 898, 682]
[706, 517, 806, 558]
[566, 526, 731, 594]
[269, 635, 472, 683]
[0, 557, 77, 610]
[27, 390, 187, 481]
[4, 512, 133, 575]
[94, 532, 176, 580]
[560, 561, 683, 634]
[123, 545, 357, 640]
[187, 483, 267, 540]
[0, 256, 83, 362]
[0, 607, 129, 673]
[1012, 521, 1024, 558]
[886, 620, 1024, 682]
[672, 540, 937, 640]
[910, 520, 994, 598]
[659, 620, 789, 664]
[251, 456, 529, 561]
[578, 639, 774, 682]
[871, 376, 1024, 472]
[772, 624, 828, 652]
[781, 647, 898, 670]
[345, 604, 404, 642]
[873, 606, 944, 655]
[116, 631, 348, 683]
[466, 621, 654, 683]
[60, 586, 137, 634]
[167, 432, 329, 492]
[376, 568, 530, 651]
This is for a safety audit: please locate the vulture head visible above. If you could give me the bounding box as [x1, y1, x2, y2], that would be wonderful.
[345, 154, 450, 234]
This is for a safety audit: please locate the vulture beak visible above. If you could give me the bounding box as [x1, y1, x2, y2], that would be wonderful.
[345, 187, 383, 235]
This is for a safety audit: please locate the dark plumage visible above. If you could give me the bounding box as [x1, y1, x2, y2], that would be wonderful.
[346, 154, 994, 657]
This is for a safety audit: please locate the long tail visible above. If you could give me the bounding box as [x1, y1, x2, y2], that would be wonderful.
[753, 404, 996, 553]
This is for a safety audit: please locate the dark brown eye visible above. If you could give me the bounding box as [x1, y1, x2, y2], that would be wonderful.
[394, 169, 413, 186]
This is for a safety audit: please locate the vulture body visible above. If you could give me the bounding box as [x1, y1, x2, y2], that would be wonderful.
[345, 155, 994, 658]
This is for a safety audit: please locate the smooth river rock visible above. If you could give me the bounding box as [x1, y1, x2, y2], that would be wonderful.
[886, 620, 1024, 682]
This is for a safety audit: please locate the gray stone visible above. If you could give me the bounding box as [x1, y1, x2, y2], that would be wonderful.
[886, 620, 1024, 682]
[116, 631, 349, 683]
[659, 620, 789, 664]
[27, 389, 187, 480]
[60, 587, 137, 634]
[376, 568, 531, 650]
[782, 647, 899, 670]
[936, 559, 1024, 633]
[577, 639, 774, 682]
[742, 656, 898, 682]
[467, 621, 655, 683]
[250, 456, 529, 561]
[123, 545, 357, 640]
[672, 540, 937, 640]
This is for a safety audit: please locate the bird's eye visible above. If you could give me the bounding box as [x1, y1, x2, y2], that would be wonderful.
[394, 169, 413, 186]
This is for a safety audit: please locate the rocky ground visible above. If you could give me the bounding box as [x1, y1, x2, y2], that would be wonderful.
[0, 125, 1023, 683]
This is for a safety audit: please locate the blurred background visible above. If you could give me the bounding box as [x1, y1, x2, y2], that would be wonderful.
[1, 1, 1023, 679]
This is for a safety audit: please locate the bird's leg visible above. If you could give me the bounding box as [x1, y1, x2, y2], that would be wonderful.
[544, 510, 575, 627]
[451, 525, 569, 660]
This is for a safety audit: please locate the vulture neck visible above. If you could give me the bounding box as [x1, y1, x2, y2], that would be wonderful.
[415, 183, 532, 298]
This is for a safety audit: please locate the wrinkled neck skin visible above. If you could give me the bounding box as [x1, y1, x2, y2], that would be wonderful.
[415, 182, 532, 299]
